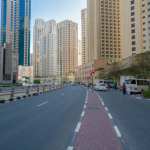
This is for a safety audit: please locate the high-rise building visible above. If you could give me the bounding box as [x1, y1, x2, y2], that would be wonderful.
[87, 0, 122, 63]
[1, 0, 31, 66]
[33, 19, 45, 76]
[57, 20, 78, 76]
[81, 8, 88, 64]
[78, 40, 82, 66]
[39, 20, 57, 77]
[122, 0, 150, 58]
[30, 53, 33, 66]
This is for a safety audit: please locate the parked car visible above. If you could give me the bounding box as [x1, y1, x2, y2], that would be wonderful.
[94, 83, 107, 91]
[73, 82, 77, 86]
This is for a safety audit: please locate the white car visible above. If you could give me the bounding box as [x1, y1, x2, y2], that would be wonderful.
[94, 83, 107, 91]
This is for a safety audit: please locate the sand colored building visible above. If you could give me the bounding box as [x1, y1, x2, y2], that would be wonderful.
[81, 8, 88, 64]
[78, 40, 82, 66]
[75, 60, 107, 84]
[122, 0, 150, 58]
[87, 0, 122, 63]
[57, 20, 78, 76]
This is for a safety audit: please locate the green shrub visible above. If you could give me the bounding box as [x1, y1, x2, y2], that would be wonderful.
[34, 79, 41, 84]
[2, 83, 11, 87]
[13, 83, 23, 86]
[143, 89, 150, 98]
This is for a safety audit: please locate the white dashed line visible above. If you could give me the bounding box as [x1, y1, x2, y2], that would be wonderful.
[75, 122, 81, 132]
[114, 126, 121, 137]
[83, 105, 86, 109]
[102, 102, 104, 105]
[108, 113, 113, 119]
[81, 111, 85, 117]
[136, 97, 141, 99]
[62, 93, 65, 95]
[37, 101, 48, 107]
[105, 107, 108, 111]
[67, 147, 73, 150]
[147, 99, 150, 100]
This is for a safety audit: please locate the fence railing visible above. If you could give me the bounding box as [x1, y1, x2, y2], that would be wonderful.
[0, 84, 65, 99]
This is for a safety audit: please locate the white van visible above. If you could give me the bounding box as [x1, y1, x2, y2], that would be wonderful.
[125, 79, 149, 93]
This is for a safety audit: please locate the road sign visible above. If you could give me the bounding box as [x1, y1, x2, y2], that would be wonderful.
[88, 77, 90, 79]
[90, 70, 95, 76]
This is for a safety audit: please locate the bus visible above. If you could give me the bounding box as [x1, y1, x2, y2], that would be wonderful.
[125, 78, 150, 93]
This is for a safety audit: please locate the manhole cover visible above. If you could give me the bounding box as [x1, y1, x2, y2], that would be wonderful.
[88, 107, 100, 110]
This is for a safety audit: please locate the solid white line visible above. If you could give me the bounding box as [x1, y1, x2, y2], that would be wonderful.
[108, 113, 113, 119]
[81, 111, 85, 117]
[37, 101, 48, 107]
[75, 122, 81, 132]
[83, 105, 86, 109]
[105, 107, 108, 111]
[67, 147, 73, 150]
[114, 126, 121, 137]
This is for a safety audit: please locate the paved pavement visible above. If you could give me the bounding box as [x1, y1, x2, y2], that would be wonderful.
[72, 90, 123, 150]
[0, 84, 86, 150]
[96, 88, 150, 150]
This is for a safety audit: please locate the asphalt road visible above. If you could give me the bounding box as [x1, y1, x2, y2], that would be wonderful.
[0, 84, 86, 150]
[96, 89, 150, 150]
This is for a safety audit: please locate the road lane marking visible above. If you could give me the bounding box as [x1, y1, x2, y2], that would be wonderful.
[67, 147, 73, 150]
[83, 105, 86, 109]
[136, 97, 141, 99]
[108, 113, 113, 119]
[102, 102, 104, 105]
[105, 107, 108, 111]
[62, 93, 65, 95]
[75, 123, 81, 132]
[147, 99, 150, 100]
[37, 101, 48, 107]
[114, 126, 121, 137]
[81, 111, 85, 117]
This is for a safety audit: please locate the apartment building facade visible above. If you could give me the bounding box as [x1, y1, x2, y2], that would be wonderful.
[57, 20, 78, 76]
[87, 0, 122, 63]
[30, 53, 33, 66]
[75, 60, 107, 84]
[33, 19, 45, 76]
[122, 0, 150, 58]
[81, 8, 88, 64]
[78, 40, 82, 66]
[1, 0, 31, 66]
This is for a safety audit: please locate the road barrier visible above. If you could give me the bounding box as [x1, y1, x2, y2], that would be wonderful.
[0, 83, 65, 104]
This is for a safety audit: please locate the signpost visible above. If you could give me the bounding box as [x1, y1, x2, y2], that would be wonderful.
[90, 70, 95, 93]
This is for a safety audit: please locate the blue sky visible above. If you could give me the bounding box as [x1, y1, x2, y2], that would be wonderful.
[31, 0, 87, 53]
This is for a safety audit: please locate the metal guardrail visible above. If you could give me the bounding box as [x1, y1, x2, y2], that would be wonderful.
[0, 84, 64, 99]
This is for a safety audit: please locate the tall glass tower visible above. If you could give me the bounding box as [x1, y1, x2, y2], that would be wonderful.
[1, 0, 31, 66]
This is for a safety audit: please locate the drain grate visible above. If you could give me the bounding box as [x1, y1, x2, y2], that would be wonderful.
[88, 107, 100, 110]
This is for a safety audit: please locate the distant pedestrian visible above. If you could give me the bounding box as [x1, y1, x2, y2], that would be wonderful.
[123, 83, 126, 95]
[112, 83, 115, 90]
[107, 84, 110, 91]
[126, 83, 130, 95]
[115, 83, 117, 90]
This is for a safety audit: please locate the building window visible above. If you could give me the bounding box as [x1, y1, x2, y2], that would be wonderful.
[132, 41, 136, 45]
[148, 15, 150, 17]
[142, 4, 145, 7]
[143, 47, 146, 49]
[142, 10, 145, 13]
[143, 34, 146, 37]
[131, 0, 134, 5]
[131, 18, 135, 22]
[143, 40, 146, 43]
[143, 16, 145, 19]
[131, 23, 135, 27]
[132, 47, 136, 51]
[132, 35, 135, 39]
[143, 28, 146, 31]
[148, 2, 150, 5]
[131, 6, 134, 10]
[131, 12, 135, 16]
[132, 29, 135, 33]
[143, 22, 145, 25]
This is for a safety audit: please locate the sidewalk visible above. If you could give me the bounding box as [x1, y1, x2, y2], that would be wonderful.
[73, 90, 124, 150]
